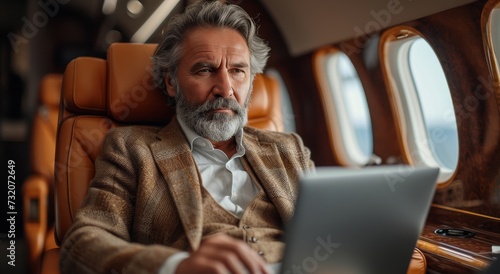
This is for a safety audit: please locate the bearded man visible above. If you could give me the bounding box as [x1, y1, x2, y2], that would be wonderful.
[60, 2, 314, 274]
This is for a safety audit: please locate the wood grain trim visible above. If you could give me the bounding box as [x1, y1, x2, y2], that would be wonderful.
[416, 239, 492, 270]
[431, 203, 500, 222]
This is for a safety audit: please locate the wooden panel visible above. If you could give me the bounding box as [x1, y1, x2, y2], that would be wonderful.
[418, 205, 500, 272]
[410, 0, 500, 218]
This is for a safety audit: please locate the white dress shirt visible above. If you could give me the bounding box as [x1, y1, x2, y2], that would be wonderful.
[158, 117, 259, 274]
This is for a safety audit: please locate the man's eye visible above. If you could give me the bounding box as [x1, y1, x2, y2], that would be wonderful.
[197, 68, 212, 74]
[231, 68, 244, 74]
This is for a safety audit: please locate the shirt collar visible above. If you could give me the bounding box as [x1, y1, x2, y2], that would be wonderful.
[177, 116, 245, 154]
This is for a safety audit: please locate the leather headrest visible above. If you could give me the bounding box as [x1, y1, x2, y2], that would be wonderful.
[62, 57, 107, 115]
[39, 74, 63, 107]
[248, 74, 279, 120]
[107, 43, 174, 124]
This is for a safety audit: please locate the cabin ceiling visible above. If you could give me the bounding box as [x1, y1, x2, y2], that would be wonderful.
[1, 0, 479, 56]
[0, 0, 183, 47]
[259, 0, 478, 56]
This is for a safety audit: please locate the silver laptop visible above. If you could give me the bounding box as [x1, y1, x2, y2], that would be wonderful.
[277, 165, 439, 274]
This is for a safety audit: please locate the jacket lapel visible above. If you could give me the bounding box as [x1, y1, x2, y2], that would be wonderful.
[243, 131, 297, 224]
[150, 119, 203, 250]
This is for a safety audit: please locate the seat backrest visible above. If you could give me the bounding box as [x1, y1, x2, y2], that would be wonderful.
[31, 74, 62, 181]
[54, 43, 284, 244]
[23, 73, 62, 274]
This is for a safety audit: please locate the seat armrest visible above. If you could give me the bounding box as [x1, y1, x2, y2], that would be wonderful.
[22, 174, 49, 274]
[407, 248, 427, 274]
[40, 248, 61, 274]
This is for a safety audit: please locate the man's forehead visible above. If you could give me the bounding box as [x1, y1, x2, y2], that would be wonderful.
[181, 27, 251, 59]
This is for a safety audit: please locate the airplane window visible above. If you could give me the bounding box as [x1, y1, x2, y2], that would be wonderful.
[382, 30, 458, 182]
[408, 38, 459, 171]
[487, 6, 500, 82]
[492, 9, 500, 53]
[265, 69, 297, 132]
[315, 48, 374, 166]
[329, 53, 373, 161]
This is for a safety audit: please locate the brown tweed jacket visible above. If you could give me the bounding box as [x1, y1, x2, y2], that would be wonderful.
[60, 118, 314, 274]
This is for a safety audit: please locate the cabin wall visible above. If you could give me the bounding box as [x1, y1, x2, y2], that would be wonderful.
[242, 0, 499, 272]
[410, 0, 500, 217]
[244, 0, 499, 217]
[390, 2, 500, 271]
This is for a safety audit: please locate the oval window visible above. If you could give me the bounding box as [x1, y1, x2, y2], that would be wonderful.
[486, 3, 500, 82]
[382, 30, 459, 182]
[316, 48, 374, 166]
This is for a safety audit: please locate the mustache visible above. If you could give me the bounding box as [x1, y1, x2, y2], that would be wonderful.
[197, 97, 243, 114]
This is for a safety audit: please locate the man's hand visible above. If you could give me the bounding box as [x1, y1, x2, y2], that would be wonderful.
[176, 233, 273, 274]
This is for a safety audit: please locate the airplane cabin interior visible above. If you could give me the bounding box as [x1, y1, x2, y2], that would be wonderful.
[1, 0, 499, 273]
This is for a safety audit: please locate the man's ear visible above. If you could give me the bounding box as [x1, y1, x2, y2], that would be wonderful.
[164, 73, 176, 97]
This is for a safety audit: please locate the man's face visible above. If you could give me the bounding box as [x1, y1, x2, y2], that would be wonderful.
[165, 27, 252, 141]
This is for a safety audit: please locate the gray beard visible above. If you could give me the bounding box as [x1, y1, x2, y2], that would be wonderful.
[175, 88, 250, 142]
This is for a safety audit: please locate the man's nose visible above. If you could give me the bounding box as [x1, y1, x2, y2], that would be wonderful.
[212, 70, 234, 98]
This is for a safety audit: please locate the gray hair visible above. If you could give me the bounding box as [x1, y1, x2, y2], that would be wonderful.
[151, 0, 270, 106]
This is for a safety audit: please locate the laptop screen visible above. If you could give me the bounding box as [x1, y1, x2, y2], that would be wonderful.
[278, 165, 439, 274]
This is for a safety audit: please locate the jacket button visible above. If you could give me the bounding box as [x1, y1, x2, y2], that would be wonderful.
[251, 237, 258, 243]
[258, 250, 264, 256]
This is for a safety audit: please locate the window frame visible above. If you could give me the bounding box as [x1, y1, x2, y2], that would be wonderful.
[380, 26, 458, 183]
[482, 0, 500, 84]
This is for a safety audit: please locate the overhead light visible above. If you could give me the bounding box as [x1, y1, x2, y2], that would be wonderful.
[131, 0, 180, 43]
[102, 0, 118, 15]
[127, 0, 144, 18]
[106, 30, 123, 45]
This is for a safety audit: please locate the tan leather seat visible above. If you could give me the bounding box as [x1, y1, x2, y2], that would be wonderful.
[40, 43, 426, 274]
[22, 73, 61, 274]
